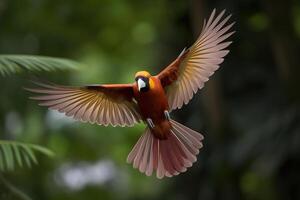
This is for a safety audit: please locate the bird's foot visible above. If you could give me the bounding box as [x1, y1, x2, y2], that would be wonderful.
[164, 110, 171, 121]
[146, 118, 155, 129]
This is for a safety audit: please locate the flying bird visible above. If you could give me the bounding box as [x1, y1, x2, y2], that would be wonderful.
[26, 9, 234, 178]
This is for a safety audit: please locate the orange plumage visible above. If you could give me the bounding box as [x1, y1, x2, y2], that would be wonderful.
[133, 73, 170, 139]
[26, 9, 234, 178]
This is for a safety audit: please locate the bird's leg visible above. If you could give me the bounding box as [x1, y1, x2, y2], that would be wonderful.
[164, 110, 171, 121]
[146, 118, 155, 129]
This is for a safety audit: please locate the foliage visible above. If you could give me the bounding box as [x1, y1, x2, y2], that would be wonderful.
[0, 55, 80, 76]
[0, 22, 79, 199]
[0, 53, 78, 172]
[0, 140, 54, 171]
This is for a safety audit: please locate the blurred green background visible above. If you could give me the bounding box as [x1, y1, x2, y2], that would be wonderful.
[0, 0, 300, 199]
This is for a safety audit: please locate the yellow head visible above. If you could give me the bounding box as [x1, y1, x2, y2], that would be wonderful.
[135, 71, 154, 92]
[135, 71, 151, 79]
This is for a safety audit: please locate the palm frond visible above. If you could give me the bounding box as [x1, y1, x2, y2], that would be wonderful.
[0, 173, 32, 200]
[0, 54, 82, 76]
[0, 140, 54, 171]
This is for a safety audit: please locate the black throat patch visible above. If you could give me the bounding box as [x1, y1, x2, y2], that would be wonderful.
[136, 76, 150, 92]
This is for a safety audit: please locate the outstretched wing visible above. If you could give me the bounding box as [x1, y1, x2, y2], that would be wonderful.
[157, 9, 235, 110]
[26, 82, 142, 127]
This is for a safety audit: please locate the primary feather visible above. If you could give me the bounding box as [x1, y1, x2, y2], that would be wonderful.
[158, 9, 235, 110]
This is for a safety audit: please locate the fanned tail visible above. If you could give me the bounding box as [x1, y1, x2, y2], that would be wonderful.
[127, 119, 204, 178]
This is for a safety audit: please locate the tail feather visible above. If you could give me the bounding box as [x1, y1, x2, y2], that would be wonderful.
[133, 131, 149, 169]
[127, 119, 204, 178]
[139, 132, 152, 173]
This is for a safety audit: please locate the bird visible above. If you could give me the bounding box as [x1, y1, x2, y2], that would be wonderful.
[26, 9, 234, 179]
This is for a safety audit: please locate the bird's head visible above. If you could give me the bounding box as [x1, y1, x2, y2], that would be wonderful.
[135, 71, 153, 92]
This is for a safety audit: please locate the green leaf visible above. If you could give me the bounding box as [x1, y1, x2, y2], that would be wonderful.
[30, 144, 55, 157]
[1, 144, 14, 171]
[21, 145, 38, 165]
[0, 140, 55, 171]
[0, 54, 82, 76]
[23, 153, 32, 168]
[12, 144, 23, 168]
[0, 150, 4, 171]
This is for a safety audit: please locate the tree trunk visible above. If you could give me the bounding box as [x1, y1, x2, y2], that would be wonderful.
[263, 0, 300, 101]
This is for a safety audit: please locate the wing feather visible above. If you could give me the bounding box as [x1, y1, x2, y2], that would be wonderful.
[157, 9, 234, 110]
[26, 82, 142, 127]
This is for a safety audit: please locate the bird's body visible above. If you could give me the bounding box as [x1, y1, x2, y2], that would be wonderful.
[133, 74, 171, 139]
[26, 9, 234, 178]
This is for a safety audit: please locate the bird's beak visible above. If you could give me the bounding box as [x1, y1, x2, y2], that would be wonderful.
[137, 78, 146, 91]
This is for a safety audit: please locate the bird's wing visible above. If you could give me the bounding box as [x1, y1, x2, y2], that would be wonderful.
[157, 9, 234, 110]
[26, 82, 142, 127]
